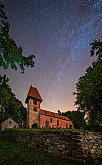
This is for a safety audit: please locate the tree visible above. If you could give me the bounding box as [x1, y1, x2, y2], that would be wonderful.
[0, 2, 35, 72]
[0, 1, 32, 127]
[62, 110, 85, 129]
[57, 109, 61, 115]
[0, 75, 27, 127]
[90, 40, 102, 59]
[74, 40, 102, 131]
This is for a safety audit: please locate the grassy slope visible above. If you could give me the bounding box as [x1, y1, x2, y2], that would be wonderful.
[0, 138, 72, 165]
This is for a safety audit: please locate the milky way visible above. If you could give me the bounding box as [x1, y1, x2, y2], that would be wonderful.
[0, 0, 102, 112]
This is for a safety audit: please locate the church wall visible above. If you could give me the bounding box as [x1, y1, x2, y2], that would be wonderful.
[40, 114, 71, 128]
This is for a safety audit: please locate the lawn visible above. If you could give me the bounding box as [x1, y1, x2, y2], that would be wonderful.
[0, 138, 73, 165]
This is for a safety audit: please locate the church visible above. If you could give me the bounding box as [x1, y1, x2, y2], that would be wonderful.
[25, 86, 72, 128]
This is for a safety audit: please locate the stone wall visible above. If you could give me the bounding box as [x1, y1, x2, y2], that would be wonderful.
[0, 129, 102, 164]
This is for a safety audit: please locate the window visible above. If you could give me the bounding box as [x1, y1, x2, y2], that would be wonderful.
[50, 118, 53, 123]
[57, 120, 59, 126]
[34, 107, 37, 112]
[33, 100, 37, 105]
[9, 121, 11, 125]
[66, 123, 68, 128]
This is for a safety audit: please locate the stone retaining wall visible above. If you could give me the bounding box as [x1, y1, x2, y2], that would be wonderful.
[0, 129, 102, 164]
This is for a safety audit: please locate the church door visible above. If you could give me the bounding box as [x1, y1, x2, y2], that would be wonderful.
[45, 120, 49, 128]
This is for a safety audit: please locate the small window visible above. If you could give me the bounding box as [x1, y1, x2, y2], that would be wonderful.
[34, 107, 37, 112]
[57, 120, 59, 126]
[33, 100, 37, 105]
[50, 118, 53, 123]
[9, 121, 11, 125]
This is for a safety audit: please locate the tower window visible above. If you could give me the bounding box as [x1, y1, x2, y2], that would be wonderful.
[33, 100, 37, 105]
[34, 107, 37, 112]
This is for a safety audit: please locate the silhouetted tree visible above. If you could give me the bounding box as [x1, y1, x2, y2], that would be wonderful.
[0, 75, 27, 127]
[62, 110, 85, 129]
[57, 109, 61, 115]
[74, 40, 102, 131]
[0, 1, 35, 72]
[90, 40, 102, 59]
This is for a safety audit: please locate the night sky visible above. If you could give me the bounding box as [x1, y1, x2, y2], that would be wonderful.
[0, 0, 102, 112]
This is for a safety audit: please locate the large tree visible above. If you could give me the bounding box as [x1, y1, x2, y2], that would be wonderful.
[74, 40, 102, 131]
[0, 1, 34, 128]
[0, 2, 35, 72]
[0, 75, 27, 128]
[62, 110, 85, 129]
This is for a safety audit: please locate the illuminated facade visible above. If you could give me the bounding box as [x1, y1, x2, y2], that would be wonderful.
[25, 86, 72, 128]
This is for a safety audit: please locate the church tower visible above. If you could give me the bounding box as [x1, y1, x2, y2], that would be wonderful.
[25, 85, 43, 128]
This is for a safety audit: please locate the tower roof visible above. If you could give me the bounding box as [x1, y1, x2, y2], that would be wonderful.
[25, 86, 43, 103]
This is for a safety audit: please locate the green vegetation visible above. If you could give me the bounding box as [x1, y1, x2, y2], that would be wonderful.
[0, 2, 35, 72]
[0, 75, 27, 128]
[62, 111, 85, 129]
[0, 1, 35, 127]
[4, 128, 86, 134]
[74, 40, 102, 131]
[5, 128, 102, 135]
[0, 138, 73, 165]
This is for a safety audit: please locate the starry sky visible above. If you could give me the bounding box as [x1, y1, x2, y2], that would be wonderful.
[0, 0, 102, 112]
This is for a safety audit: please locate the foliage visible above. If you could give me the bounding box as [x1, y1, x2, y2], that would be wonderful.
[0, 2, 35, 72]
[74, 40, 102, 131]
[62, 110, 85, 129]
[57, 109, 61, 115]
[90, 40, 102, 59]
[0, 74, 27, 127]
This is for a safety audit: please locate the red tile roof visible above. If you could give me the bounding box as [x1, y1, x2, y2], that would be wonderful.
[25, 86, 43, 103]
[40, 109, 70, 121]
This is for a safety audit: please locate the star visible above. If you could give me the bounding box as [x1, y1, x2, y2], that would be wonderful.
[1, 0, 102, 112]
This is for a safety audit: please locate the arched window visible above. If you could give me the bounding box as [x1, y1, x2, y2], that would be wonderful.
[32, 123, 38, 128]
[50, 118, 53, 123]
[57, 120, 59, 126]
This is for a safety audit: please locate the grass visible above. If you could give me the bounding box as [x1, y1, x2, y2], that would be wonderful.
[12, 128, 101, 135]
[4, 128, 87, 133]
[0, 138, 73, 165]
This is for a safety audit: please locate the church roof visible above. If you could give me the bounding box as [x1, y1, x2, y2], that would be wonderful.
[40, 109, 70, 121]
[25, 86, 43, 103]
